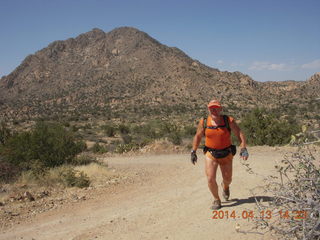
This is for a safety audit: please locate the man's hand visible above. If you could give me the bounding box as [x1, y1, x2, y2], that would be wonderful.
[240, 148, 249, 160]
[191, 150, 197, 165]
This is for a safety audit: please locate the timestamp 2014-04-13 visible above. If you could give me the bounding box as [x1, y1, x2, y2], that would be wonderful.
[212, 210, 308, 220]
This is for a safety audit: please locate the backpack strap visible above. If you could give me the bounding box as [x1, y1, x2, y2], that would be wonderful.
[203, 117, 207, 132]
[223, 115, 231, 132]
[203, 115, 231, 133]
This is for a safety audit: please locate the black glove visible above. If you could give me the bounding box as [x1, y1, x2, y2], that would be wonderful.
[240, 148, 249, 158]
[191, 150, 197, 165]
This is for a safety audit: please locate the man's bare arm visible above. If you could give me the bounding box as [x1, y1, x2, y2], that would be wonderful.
[230, 120, 249, 160]
[192, 119, 205, 151]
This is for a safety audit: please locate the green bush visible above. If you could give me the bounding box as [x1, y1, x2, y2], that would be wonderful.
[240, 108, 300, 146]
[1, 121, 86, 171]
[91, 142, 108, 154]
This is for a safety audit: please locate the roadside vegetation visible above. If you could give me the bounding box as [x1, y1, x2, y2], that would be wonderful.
[1, 106, 318, 238]
[0, 121, 92, 187]
[0, 107, 302, 186]
[0, 119, 197, 186]
[238, 108, 300, 146]
[252, 126, 320, 240]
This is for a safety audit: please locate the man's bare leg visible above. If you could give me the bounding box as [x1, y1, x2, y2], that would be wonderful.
[205, 153, 220, 200]
[219, 154, 233, 200]
[219, 155, 233, 189]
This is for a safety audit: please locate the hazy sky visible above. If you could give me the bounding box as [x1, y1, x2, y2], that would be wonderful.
[0, 0, 319, 82]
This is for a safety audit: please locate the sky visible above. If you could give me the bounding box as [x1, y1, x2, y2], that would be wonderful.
[0, 0, 319, 82]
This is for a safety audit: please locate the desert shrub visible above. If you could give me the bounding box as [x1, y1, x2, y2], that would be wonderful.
[71, 153, 97, 165]
[91, 142, 108, 154]
[21, 165, 91, 188]
[28, 159, 48, 178]
[57, 166, 90, 188]
[101, 124, 116, 137]
[0, 121, 11, 145]
[159, 122, 179, 137]
[1, 121, 86, 171]
[0, 156, 20, 182]
[131, 123, 158, 139]
[71, 125, 79, 132]
[121, 134, 132, 144]
[240, 108, 300, 146]
[61, 121, 70, 127]
[168, 132, 182, 145]
[117, 123, 130, 134]
[160, 122, 184, 145]
[74, 163, 111, 186]
[100, 120, 187, 152]
[1, 131, 34, 171]
[253, 127, 320, 239]
[115, 143, 139, 153]
[83, 123, 92, 129]
[182, 125, 196, 137]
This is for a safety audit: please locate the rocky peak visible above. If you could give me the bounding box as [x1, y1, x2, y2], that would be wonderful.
[107, 26, 154, 40]
[0, 27, 318, 122]
[75, 28, 106, 42]
[307, 72, 320, 83]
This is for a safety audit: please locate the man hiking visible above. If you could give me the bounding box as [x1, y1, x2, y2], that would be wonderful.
[191, 99, 249, 210]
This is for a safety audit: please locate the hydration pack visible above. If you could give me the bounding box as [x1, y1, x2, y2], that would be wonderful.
[203, 115, 231, 133]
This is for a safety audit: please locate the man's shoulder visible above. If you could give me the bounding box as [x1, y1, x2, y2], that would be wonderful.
[224, 115, 235, 123]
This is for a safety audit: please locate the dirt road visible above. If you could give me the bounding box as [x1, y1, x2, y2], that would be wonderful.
[1, 146, 288, 240]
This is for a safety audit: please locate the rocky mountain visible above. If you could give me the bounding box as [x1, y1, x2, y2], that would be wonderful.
[305, 72, 320, 94]
[0, 27, 318, 122]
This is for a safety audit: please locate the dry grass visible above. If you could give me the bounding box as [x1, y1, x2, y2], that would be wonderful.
[17, 166, 88, 188]
[74, 162, 118, 185]
[0, 155, 117, 203]
[15, 161, 115, 188]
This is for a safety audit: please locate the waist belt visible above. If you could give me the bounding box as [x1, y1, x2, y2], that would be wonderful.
[203, 145, 236, 158]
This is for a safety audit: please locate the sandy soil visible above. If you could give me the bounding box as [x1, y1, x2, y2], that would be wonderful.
[0, 146, 293, 240]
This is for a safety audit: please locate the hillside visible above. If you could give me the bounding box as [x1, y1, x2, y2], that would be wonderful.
[0, 27, 318, 123]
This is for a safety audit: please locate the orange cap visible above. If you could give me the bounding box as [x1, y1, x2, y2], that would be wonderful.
[207, 100, 222, 108]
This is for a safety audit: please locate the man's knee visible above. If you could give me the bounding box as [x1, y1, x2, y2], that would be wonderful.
[207, 174, 217, 184]
[223, 175, 232, 185]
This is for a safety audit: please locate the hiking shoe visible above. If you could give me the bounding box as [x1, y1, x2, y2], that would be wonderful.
[211, 199, 221, 210]
[221, 183, 230, 201]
